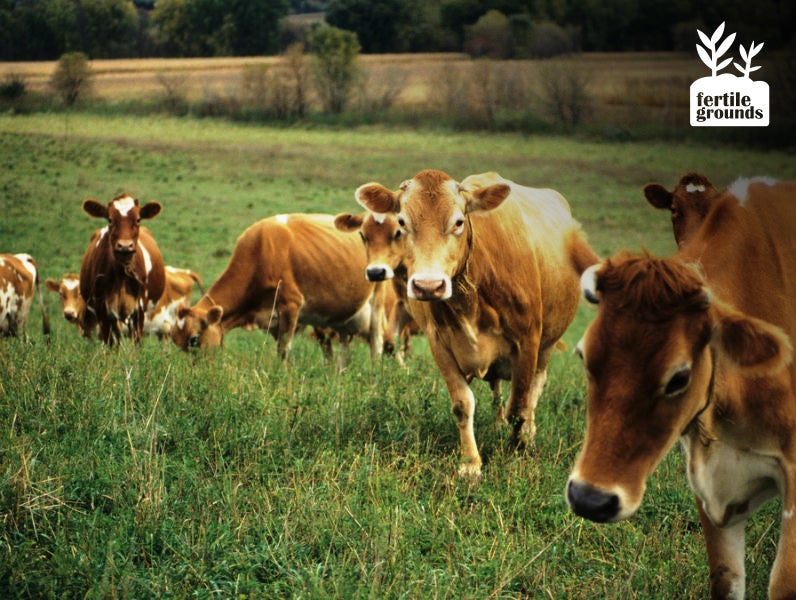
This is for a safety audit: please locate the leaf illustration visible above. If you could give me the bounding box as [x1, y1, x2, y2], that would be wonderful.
[749, 65, 761, 72]
[716, 57, 732, 71]
[750, 42, 764, 57]
[710, 22, 726, 45]
[715, 33, 736, 59]
[734, 62, 745, 73]
[697, 29, 712, 49]
[739, 45, 749, 62]
[696, 44, 713, 68]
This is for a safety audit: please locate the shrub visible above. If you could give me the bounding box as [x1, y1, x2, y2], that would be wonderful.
[536, 60, 594, 126]
[310, 25, 361, 114]
[464, 10, 511, 59]
[50, 52, 93, 107]
[0, 73, 27, 102]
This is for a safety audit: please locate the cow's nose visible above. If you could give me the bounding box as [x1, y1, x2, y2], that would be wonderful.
[411, 278, 446, 299]
[366, 267, 387, 282]
[115, 240, 135, 253]
[567, 480, 620, 523]
[63, 310, 77, 322]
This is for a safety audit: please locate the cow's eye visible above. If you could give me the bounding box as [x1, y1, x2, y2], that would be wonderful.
[397, 217, 406, 228]
[664, 366, 691, 397]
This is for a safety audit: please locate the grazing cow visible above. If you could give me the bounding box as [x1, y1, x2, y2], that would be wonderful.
[79, 193, 166, 345]
[355, 170, 598, 476]
[567, 174, 796, 599]
[334, 210, 419, 363]
[47, 266, 202, 339]
[0, 253, 50, 338]
[170, 213, 379, 359]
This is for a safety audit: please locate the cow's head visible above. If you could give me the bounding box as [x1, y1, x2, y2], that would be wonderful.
[355, 169, 510, 301]
[83, 194, 161, 263]
[171, 304, 224, 350]
[45, 274, 83, 323]
[567, 253, 792, 523]
[644, 173, 720, 248]
[334, 211, 407, 282]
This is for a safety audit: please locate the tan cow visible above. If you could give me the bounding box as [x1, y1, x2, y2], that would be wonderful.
[47, 266, 202, 339]
[355, 170, 597, 476]
[0, 253, 50, 338]
[334, 211, 419, 363]
[170, 213, 380, 359]
[79, 193, 166, 345]
[567, 174, 796, 599]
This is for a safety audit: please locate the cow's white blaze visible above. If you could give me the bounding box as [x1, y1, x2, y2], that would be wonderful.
[113, 196, 136, 216]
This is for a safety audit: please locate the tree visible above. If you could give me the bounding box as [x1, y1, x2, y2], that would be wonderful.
[50, 52, 93, 106]
[310, 25, 361, 113]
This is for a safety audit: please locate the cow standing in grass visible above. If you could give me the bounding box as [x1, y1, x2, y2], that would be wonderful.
[79, 194, 165, 345]
[567, 174, 796, 599]
[0, 253, 50, 339]
[355, 170, 598, 476]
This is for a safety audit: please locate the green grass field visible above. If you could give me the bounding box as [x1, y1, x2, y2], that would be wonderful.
[1, 113, 795, 598]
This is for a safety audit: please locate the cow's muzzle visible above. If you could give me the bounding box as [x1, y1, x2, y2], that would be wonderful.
[566, 479, 620, 523]
[366, 265, 394, 282]
[408, 275, 450, 301]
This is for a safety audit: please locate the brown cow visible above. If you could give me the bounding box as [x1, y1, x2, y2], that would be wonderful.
[79, 193, 166, 345]
[334, 211, 419, 363]
[47, 266, 201, 339]
[170, 213, 379, 359]
[0, 253, 50, 338]
[567, 174, 796, 599]
[355, 170, 597, 476]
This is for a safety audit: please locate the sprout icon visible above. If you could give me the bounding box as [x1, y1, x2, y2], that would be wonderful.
[696, 22, 736, 77]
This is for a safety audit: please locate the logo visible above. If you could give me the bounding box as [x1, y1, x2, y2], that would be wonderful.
[690, 22, 769, 127]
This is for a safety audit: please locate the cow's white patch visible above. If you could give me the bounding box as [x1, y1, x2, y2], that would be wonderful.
[784, 506, 795, 520]
[144, 298, 182, 336]
[580, 263, 601, 304]
[113, 196, 136, 216]
[96, 226, 108, 247]
[372, 212, 386, 224]
[176, 317, 185, 330]
[275, 214, 289, 225]
[13, 254, 36, 280]
[686, 183, 706, 193]
[729, 176, 777, 205]
[63, 278, 80, 291]
[139, 242, 153, 275]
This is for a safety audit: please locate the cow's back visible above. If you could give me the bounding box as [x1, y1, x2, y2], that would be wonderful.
[0, 254, 36, 335]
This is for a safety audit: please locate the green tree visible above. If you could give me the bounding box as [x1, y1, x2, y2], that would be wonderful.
[50, 52, 93, 106]
[310, 25, 360, 113]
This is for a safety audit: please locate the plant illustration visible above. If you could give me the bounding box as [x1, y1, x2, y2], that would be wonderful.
[734, 42, 764, 78]
[696, 22, 736, 77]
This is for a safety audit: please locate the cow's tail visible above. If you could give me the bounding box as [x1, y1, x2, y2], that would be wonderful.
[566, 228, 600, 275]
[189, 270, 205, 295]
[35, 271, 51, 336]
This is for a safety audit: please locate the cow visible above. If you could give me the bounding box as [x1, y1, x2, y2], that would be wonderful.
[79, 193, 166, 345]
[170, 213, 381, 360]
[354, 170, 598, 476]
[47, 266, 201, 339]
[334, 210, 419, 364]
[0, 253, 50, 338]
[567, 174, 796, 599]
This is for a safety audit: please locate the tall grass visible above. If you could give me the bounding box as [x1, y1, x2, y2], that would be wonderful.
[1, 113, 795, 598]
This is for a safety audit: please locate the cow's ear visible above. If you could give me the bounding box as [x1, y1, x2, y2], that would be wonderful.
[334, 213, 364, 232]
[356, 183, 399, 214]
[712, 302, 793, 377]
[45, 278, 60, 292]
[140, 202, 162, 220]
[467, 183, 511, 214]
[177, 305, 192, 320]
[206, 305, 224, 325]
[83, 199, 108, 219]
[643, 184, 673, 210]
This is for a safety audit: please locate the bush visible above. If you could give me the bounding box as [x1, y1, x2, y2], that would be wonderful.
[464, 10, 511, 59]
[50, 52, 93, 107]
[310, 26, 361, 114]
[0, 73, 26, 102]
[537, 60, 594, 126]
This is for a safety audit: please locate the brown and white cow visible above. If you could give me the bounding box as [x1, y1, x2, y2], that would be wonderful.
[567, 174, 796, 599]
[79, 193, 166, 345]
[355, 170, 598, 476]
[0, 253, 50, 338]
[48, 266, 201, 339]
[170, 213, 379, 359]
[334, 210, 419, 363]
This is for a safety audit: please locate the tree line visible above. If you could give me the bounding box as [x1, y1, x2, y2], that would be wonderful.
[0, 0, 792, 61]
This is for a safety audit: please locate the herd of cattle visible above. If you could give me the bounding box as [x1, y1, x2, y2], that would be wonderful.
[2, 169, 795, 598]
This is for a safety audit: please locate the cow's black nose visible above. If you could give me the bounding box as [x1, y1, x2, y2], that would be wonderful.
[366, 267, 387, 282]
[567, 480, 620, 523]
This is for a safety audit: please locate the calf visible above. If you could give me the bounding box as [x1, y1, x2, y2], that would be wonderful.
[0, 253, 50, 338]
[568, 174, 796, 599]
[170, 213, 378, 359]
[355, 170, 597, 476]
[79, 193, 165, 345]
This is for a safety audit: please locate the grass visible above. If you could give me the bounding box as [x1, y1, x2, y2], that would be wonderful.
[1, 112, 795, 598]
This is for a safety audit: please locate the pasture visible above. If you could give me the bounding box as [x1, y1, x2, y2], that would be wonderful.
[1, 112, 795, 598]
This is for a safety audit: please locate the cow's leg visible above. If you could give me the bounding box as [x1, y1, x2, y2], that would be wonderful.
[769, 475, 796, 600]
[369, 282, 385, 359]
[698, 501, 746, 600]
[428, 336, 481, 476]
[490, 380, 505, 425]
[504, 338, 544, 447]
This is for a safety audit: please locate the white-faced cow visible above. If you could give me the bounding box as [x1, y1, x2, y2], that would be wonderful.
[170, 213, 380, 359]
[334, 210, 419, 363]
[0, 253, 50, 338]
[48, 266, 201, 339]
[567, 174, 796, 599]
[355, 170, 598, 476]
[79, 194, 166, 345]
